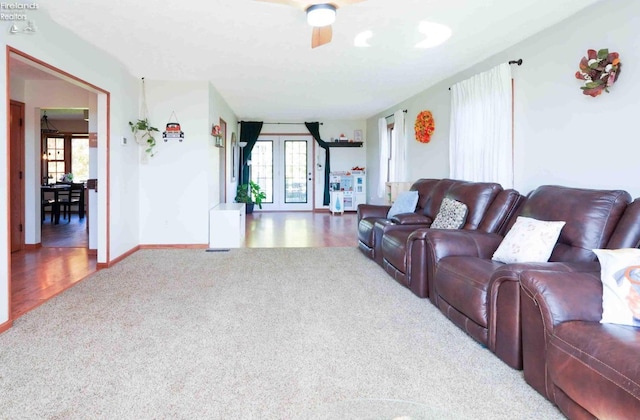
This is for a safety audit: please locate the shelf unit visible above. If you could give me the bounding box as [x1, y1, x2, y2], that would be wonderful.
[327, 141, 363, 148]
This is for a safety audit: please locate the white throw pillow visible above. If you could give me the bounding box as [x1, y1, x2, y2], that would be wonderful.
[492, 216, 565, 264]
[431, 197, 468, 229]
[387, 190, 419, 218]
[593, 248, 640, 327]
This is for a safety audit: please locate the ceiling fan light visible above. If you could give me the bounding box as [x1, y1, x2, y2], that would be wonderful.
[306, 4, 336, 27]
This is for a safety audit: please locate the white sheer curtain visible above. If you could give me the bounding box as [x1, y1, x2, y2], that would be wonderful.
[449, 63, 513, 188]
[377, 117, 388, 198]
[389, 110, 408, 182]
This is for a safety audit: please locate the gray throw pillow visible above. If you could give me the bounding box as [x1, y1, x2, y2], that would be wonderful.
[387, 190, 419, 218]
[430, 197, 468, 229]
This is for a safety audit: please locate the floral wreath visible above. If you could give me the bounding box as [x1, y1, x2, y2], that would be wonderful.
[575, 48, 621, 97]
[414, 110, 435, 143]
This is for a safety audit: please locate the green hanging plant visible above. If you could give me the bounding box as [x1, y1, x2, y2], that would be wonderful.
[129, 118, 159, 157]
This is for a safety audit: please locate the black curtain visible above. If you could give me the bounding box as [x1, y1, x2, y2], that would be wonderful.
[239, 121, 263, 185]
[305, 122, 330, 206]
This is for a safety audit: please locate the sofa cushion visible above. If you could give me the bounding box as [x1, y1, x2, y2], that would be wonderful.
[387, 190, 419, 218]
[431, 198, 468, 229]
[435, 256, 503, 330]
[492, 216, 565, 264]
[593, 248, 640, 327]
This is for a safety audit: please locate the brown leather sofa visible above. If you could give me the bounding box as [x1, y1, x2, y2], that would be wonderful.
[380, 187, 522, 298]
[520, 270, 640, 419]
[357, 178, 519, 271]
[425, 185, 631, 369]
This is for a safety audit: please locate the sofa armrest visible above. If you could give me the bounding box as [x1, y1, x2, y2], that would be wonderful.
[390, 213, 432, 225]
[520, 270, 603, 327]
[519, 269, 602, 398]
[357, 204, 391, 221]
[421, 229, 503, 261]
[488, 261, 600, 369]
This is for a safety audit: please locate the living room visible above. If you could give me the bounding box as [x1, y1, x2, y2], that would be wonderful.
[1, 0, 638, 416]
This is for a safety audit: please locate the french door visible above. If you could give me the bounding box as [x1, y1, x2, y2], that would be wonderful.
[250, 135, 313, 211]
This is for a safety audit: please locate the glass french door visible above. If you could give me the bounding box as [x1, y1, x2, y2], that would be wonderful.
[250, 136, 313, 211]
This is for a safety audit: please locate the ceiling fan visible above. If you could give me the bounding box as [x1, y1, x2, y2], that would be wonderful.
[255, 0, 366, 48]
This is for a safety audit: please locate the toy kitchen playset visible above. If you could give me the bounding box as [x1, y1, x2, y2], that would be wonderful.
[329, 169, 366, 214]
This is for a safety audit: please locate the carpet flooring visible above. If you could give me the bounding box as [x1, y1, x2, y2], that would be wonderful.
[0, 248, 563, 419]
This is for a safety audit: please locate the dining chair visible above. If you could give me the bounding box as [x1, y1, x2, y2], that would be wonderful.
[59, 182, 85, 221]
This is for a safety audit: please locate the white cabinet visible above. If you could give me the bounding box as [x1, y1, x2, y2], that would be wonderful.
[209, 203, 245, 248]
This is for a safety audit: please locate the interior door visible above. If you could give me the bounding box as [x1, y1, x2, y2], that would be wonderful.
[10, 101, 25, 252]
[251, 135, 313, 211]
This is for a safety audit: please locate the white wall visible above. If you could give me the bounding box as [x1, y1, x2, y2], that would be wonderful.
[366, 0, 640, 202]
[208, 83, 239, 205]
[137, 81, 211, 245]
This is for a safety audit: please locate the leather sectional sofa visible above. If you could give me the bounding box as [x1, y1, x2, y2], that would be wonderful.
[357, 180, 640, 418]
[357, 178, 522, 296]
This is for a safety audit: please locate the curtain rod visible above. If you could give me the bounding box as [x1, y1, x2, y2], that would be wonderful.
[238, 121, 322, 125]
[448, 59, 523, 91]
[384, 109, 408, 119]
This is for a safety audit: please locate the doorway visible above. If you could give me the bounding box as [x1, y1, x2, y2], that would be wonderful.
[7, 47, 109, 320]
[251, 135, 313, 211]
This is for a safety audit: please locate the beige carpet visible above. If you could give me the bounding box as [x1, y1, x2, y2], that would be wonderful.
[0, 248, 563, 419]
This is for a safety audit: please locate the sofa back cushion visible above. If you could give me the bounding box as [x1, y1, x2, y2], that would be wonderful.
[607, 198, 640, 249]
[511, 185, 631, 262]
[410, 179, 446, 214]
[444, 181, 503, 230]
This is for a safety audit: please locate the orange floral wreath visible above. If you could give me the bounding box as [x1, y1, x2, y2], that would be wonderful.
[414, 110, 435, 143]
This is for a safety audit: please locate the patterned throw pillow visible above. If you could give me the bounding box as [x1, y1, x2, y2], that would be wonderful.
[430, 197, 468, 229]
[492, 216, 565, 264]
[593, 248, 640, 327]
[387, 190, 419, 218]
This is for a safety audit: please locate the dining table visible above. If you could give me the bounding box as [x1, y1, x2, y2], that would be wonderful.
[41, 184, 71, 224]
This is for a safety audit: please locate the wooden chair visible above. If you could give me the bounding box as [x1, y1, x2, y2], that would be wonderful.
[59, 183, 85, 222]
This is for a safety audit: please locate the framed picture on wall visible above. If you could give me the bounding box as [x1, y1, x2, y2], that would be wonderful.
[354, 129, 363, 142]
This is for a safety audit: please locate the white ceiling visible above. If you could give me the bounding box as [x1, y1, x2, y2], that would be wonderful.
[34, 0, 600, 121]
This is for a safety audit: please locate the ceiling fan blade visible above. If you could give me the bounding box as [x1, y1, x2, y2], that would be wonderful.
[253, 0, 306, 9]
[312, 25, 332, 48]
[332, 0, 367, 7]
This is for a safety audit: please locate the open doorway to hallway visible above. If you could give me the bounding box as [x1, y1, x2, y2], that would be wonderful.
[7, 48, 109, 320]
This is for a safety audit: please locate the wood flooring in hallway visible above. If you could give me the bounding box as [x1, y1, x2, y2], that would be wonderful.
[10, 211, 358, 320]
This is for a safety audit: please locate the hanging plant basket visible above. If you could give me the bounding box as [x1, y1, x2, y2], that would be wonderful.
[575, 48, 621, 97]
[414, 110, 435, 143]
[129, 118, 159, 157]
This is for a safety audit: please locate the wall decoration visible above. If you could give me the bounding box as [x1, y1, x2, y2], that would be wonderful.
[162, 111, 184, 141]
[414, 110, 435, 143]
[354, 129, 363, 142]
[211, 124, 223, 147]
[575, 48, 621, 97]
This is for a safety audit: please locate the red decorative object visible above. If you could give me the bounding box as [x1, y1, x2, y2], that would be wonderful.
[575, 48, 621, 97]
[414, 110, 435, 143]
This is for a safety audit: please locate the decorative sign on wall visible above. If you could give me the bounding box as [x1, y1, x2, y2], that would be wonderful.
[575, 48, 621, 97]
[162, 111, 184, 141]
[414, 110, 435, 143]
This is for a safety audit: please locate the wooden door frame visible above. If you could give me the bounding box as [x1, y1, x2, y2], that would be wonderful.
[9, 100, 25, 252]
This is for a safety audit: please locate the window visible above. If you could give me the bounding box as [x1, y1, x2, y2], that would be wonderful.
[42, 134, 89, 184]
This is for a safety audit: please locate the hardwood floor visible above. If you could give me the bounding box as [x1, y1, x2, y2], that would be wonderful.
[10, 211, 358, 320]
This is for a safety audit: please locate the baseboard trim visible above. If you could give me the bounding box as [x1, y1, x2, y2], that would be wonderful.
[24, 243, 42, 250]
[0, 319, 13, 334]
[139, 244, 209, 249]
[97, 245, 140, 270]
